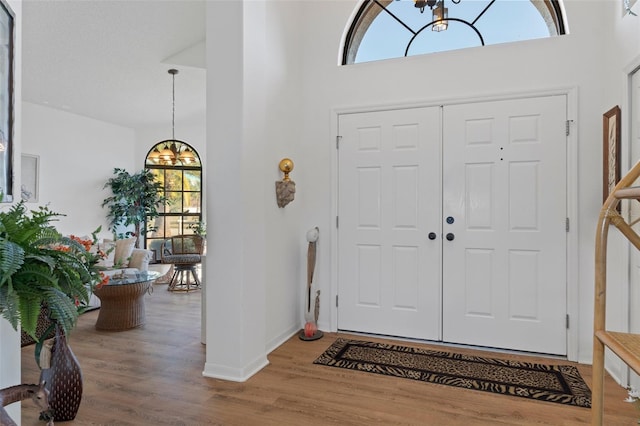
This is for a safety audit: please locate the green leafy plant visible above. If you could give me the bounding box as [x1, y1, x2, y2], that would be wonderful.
[102, 168, 167, 248]
[0, 202, 106, 338]
[188, 220, 206, 237]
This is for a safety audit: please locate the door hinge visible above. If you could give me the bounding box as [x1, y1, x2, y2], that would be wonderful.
[566, 217, 570, 232]
[566, 120, 574, 136]
[566, 314, 570, 329]
[336, 135, 342, 149]
[336, 295, 339, 307]
[336, 216, 339, 228]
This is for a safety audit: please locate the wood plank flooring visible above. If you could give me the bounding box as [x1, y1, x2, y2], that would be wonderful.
[19, 282, 639, 425]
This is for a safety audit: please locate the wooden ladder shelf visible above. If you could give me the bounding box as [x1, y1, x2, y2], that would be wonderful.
[593, 161, 640, 425]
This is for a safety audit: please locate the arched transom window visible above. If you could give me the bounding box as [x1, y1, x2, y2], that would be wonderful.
[343, 0, 566, 64]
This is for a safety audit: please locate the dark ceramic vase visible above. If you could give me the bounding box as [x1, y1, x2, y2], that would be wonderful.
[39, 324, 83, 422]
[20, 306, 55, 347]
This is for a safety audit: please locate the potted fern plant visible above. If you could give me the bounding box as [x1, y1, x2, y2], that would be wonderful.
[0, 202, 105, 339]
[0, 202, 107, 422]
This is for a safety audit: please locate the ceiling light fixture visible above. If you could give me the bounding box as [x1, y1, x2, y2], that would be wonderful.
[414, 0, 437, 13]
[432, 0, 448, 32]
[146, 69, 199, 167]
[148, 148, 161, 163]
[413, 0, 450, 32]
[179, 149, 196, 164]
[160, 143, 176, 164]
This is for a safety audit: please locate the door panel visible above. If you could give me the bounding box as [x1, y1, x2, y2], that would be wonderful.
[337, 107, 442, 340]
[337, 96, 567, 355]
[442, 96, 567, 355]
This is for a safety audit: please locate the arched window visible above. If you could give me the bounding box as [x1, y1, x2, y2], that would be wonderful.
[343, 0, 566, 64]
[145, 140, 202, 261]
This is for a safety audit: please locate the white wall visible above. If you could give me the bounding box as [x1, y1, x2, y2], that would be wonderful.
[21, 102, 136, 238]
[603, 0, 640, 386]
[261, 1, 305, 351]
[205, 0, 270, 381]
[204, 0, 307, 382]
[0, 1, 21, 422]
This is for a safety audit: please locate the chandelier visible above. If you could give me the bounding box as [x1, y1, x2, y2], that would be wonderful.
[147, 69, 199, 166]
[414, 0, 450, 32]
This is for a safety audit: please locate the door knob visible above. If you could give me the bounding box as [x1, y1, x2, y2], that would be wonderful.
[446, 233, 455, 241]
[446, 216, 455, 224]
[428, 232, 437, 240]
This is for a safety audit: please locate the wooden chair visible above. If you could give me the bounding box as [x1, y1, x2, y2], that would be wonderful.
[160, 235, 204, 292]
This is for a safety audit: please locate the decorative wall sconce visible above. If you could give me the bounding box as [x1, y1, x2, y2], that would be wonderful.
[275, 158, 295, 208]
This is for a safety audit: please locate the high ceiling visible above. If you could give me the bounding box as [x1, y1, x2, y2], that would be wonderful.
[22, 0, 206, 130]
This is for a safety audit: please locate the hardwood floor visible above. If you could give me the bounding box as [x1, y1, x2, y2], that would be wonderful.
[20, 282, 638, 425]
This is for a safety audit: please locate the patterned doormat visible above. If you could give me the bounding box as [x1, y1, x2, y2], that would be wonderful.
[313, 338, 591, 408]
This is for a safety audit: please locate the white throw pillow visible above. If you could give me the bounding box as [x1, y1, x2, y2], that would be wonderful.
[128, 249, 152, 271]
[113, 237, 136, 267]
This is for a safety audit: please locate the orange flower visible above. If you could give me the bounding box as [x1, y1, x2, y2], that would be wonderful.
[95, 272, 110, 289]
[70, 235, 93, 252]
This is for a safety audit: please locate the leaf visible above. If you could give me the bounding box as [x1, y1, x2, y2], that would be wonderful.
[44, 288, 79, 335]
[0, 285, 20, 331]
[18, 294, 43, 339]
[0, 238, 25, 286]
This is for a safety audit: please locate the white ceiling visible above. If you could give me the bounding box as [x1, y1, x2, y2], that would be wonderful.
[22, 0, 207, 130]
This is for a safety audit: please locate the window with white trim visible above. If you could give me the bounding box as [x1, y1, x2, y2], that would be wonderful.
[343, 0, 566, 64]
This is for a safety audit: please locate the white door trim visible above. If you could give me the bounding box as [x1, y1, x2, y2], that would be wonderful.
[330, 86, 579, 362]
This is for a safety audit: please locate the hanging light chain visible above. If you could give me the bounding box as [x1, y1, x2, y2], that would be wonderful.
[168, 69, 179, 140]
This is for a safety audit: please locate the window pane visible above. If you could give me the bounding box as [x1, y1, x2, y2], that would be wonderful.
[165, 169, 183, 191]
[166, 191, 183, 213]
[166, 216, 182, 237]
[355, 7, 412, 63]
[147, 215, 165, 237]
[150, 169, 164, 186]
[157, 189, 167, 213]
[476, 1, 550, 44]
[184, 170, 201, 191]
[183, 192, 201, 214]
[406, 21, 482, 56]
[183, 215, 201, 234]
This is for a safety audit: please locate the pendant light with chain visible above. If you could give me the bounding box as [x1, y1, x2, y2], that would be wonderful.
[147, 69, 198, 166]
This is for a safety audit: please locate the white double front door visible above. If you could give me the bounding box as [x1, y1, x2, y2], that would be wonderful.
[337, 95, 567, 355]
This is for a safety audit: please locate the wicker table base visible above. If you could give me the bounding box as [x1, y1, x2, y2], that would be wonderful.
[93, 275, 156, 331]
